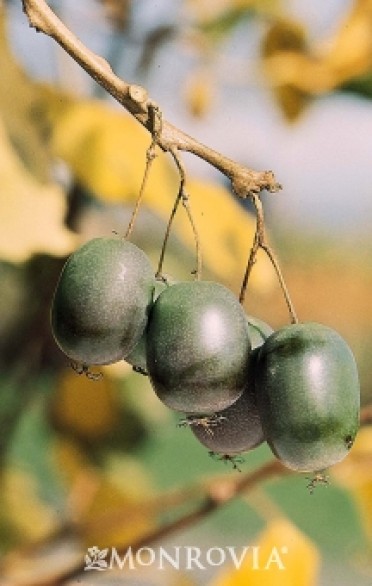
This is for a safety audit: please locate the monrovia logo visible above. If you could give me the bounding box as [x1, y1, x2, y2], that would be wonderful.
[84, 545, 288, 572]
[85, 547, 109, 571]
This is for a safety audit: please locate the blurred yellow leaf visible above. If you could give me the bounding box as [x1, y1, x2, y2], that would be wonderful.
[53, 437, 92, 485]
[79, 477, 156, 548]
[50, 100, 177, 205]
[186, 0, 268, 23]
[261, 19, 310, 121]
[2, 468, 60, 543]
[99, 0, 132, 31]
[52, 439, 155, 548]
[262, 0, 372, 112]
[323, 0, 372, 83]
[211, 518, 319, 586]
[0, 117, 77, 263]
[332, 427, 372, 543]
[175, 179, 274, 288]
[186, 0, 234, 22]
[50, 368, 147, 459]
[50, 368, 120, 441]
[0, 7, 52, 182]
[184, 69, 215, 118]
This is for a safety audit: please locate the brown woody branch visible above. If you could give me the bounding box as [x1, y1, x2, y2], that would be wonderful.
[54, 459, 287, 584]
[21, 0, 281, 198]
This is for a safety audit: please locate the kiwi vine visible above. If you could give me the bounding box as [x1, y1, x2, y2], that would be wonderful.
[22, 4, 363, 575]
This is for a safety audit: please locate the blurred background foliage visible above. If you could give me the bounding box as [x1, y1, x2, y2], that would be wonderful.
[1, 0, 372, 584]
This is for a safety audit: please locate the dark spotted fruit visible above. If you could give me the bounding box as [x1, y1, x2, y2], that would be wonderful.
[255, 322, 360, 473]
[190, 315, 272, 455]
[190, 349, 265, 455]
[146, 281, 251, 414]
[51, 237, 155, 365]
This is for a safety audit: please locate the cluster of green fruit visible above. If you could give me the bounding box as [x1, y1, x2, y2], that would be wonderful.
[51, 237, 360, 475]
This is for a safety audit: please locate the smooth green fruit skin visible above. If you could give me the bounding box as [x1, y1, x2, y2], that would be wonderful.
[146, 281, 251, 414]
[255, 323, 360, 473]
[191, 315, 272, 454]
[125, 279, 169, 372]
[51, 238, 154, 365]
[247, 315, 273, 350]
[191, 349, 265, 455]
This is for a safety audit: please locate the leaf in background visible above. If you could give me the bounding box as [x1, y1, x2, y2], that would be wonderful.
[53, 437, 95, 486]
[322, 0, 372, 85]
[2, 468, 60, 543]
[186, 0, 278, 41]
[211, 518, 319, 586]
[138, 25, 177, 73]
[332, 427, 372, 544]
[261, 18, 311, 121]
[342, 71, 372, 99]
[99, 0, 132, 32]
[52, 439, 155, 548]
[0, 117, 77, 263]
[50, 100, 177, 205]
[49, 368, 147, 454]
[77, 476, 156, 548]
[0, 7, 52, 182]
[262, 0, 372, 117]
[184, 69, 215, 118]
[186, 0, 235, 24]
[50, 368, 119, 442]
[199, 7, 253, 41]
[176, 179, 275, 288]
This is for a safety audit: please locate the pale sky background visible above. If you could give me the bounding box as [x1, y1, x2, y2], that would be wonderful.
[7, 0, 372, 237]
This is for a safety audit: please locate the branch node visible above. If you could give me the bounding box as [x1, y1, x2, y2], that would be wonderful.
[232, 169, 282, 199]
[129, 84, 149, 105]
[96, 54, 113, 75]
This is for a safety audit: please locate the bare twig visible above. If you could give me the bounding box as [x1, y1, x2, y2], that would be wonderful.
[21, 0, 281, 199]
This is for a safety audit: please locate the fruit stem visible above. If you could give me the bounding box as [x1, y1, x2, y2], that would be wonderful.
[125, 106, 163, 239]
[240, 193, 299, 325]
[156, 180, 182, 278]
[182, 193, 202, 280]
[261, 242, 299, 324]
[239, 214, 260, 304]
[156, 148, 202, 280]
